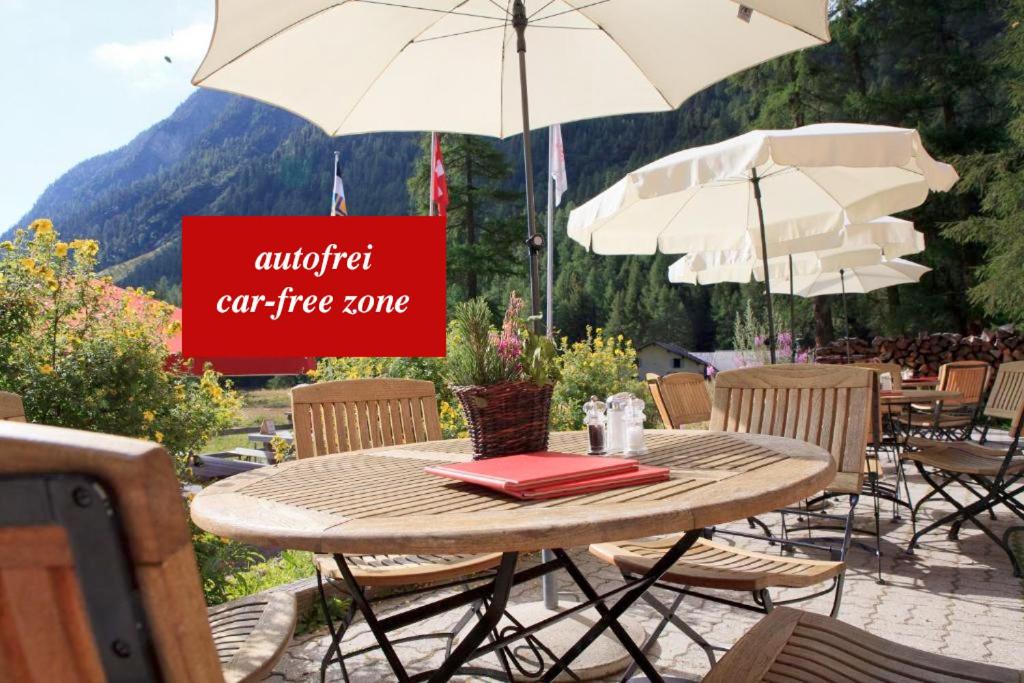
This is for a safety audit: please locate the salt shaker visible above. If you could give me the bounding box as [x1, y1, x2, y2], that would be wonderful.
[605, 392, 632, 454]
[624, 397, 648, 456]
[583, 395, 607, 455]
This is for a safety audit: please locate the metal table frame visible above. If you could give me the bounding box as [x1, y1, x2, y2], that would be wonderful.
[323, 531, 703, 682]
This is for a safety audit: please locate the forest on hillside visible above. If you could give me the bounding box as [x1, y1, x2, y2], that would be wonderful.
[12, 0, 1024, 353]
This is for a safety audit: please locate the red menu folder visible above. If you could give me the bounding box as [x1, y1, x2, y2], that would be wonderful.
[423, 452, 638, 493]
[515, 465, 670, 500]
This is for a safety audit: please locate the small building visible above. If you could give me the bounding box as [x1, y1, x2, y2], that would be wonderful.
[637, 342, 710, 378]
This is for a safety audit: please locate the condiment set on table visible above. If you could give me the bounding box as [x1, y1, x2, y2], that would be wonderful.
[584, 392, 647, 456]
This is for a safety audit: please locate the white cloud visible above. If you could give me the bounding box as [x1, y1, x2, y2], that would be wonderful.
[94, 22, 212, 89]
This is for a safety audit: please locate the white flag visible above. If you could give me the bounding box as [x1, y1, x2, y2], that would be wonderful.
[549, 124, 567, 206]
[331, 153, 348, 217]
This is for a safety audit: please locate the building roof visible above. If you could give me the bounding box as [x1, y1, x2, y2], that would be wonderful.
[638, 342, 710, 367]
[689, 350, 747, 373]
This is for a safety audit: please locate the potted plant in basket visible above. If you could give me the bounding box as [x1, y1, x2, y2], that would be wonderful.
[447, 293, 559, 460]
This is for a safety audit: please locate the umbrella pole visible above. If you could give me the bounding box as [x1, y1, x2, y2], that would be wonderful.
[789, 254, 796, 363]
[841, 268, 851, 361]
[515, 0, 556, 612]
[513, 0, 543, 330]
[751, 169, 776, 364]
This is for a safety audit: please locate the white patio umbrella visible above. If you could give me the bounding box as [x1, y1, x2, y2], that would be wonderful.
[192, 0, 831, 324]
[568, 123, 958, 361]
[669, 217, 925, 360]
[668, 216, 924, 285]
[790, 258, 932, 359]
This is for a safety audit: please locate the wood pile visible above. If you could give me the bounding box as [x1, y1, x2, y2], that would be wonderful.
[814, 326, 1024, 375]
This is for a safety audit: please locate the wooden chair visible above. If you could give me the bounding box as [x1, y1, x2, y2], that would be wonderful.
[645, 372, 712, 428]
[591, 364, 875, 670]
[846, 362, 911, 524]
[903, 361, 1024, 576]
[702, 607, 1021, 683]
[0, 391, 26, 421]
[292, 378, 443, 456]
[0, 420, 297, 683]
[290, 379, 503, 680]
[978, 360, 1024, 444]
[903, 360, 991, 440]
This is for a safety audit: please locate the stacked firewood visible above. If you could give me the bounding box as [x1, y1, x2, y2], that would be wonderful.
[814, 326, 1024, 375]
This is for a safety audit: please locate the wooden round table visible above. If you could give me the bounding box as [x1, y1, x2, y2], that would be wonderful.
[880, 389, 960, 406]
[192, 430, 834, 682]
[193, 430, 834, 555]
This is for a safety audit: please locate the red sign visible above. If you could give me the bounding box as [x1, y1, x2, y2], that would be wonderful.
[182, 216, 446, 358]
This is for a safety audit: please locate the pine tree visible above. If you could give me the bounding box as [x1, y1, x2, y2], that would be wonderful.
[408, 134, 524, 306]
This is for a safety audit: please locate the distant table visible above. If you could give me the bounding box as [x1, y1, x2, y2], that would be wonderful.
[192, 430, 834, 682]
[247, 430, 293, 451]
[881, 390, 962, 445]
[902, 377, 939, 389]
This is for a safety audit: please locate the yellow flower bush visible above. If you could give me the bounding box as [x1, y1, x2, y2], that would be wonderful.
[0, 220, 240, 468]
[550, 327, 648, 431]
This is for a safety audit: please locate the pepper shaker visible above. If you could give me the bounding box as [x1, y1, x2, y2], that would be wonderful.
[583, 395, 607, 455]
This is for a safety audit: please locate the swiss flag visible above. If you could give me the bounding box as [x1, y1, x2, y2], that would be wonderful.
[431, 134, 449, 217]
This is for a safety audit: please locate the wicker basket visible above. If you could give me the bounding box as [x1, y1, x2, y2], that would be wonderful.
[452, 381, 554, 460]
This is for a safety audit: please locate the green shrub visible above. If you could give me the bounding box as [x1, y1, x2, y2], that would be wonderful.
[0, 220, 240, 465]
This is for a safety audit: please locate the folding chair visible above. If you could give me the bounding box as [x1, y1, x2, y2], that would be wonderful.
[590, 364, 875, 674]
[0, 420, 297, 683]
[645, 372, 712, 428]
[291, 379, 521, 682]
[702, 607, 1020, 682]
[903, 363, 1024, 576]
[901, 360, 990, 441]
[846, 363, 913, 525]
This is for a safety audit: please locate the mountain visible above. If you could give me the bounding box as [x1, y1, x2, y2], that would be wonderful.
[9, 89, 421, 296]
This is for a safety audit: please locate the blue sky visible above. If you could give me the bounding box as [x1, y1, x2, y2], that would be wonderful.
[0, 0, 215, 229]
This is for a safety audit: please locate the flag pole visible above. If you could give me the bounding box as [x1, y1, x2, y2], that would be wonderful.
[331, 151, 339, 216]
[545, 127, 555, 338]
[428, 132, 437, 217]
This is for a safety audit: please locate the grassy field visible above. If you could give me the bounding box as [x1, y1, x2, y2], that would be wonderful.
[202, 387, 292, 453]
[237, 388, 292, 427]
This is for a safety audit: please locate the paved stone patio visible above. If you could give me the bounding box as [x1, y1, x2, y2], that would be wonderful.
[267, 443, 1024, 682]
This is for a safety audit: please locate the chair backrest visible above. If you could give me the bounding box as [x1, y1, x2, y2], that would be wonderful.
[291, 378, 442, 458]
[983, 361, 1024, 434]
[0, 391, 26, 421]
[710, 364, 875, 493]
[938, 360, 990, 406]
[0, 421, 222, 682]
[646, 372, 712, 428]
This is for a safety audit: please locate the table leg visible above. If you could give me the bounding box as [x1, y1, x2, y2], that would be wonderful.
[334, 554, 412, 680]
[331, 552, 520, 682]
[428, 553, 519, 682]
[541, 530, 703, 683]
